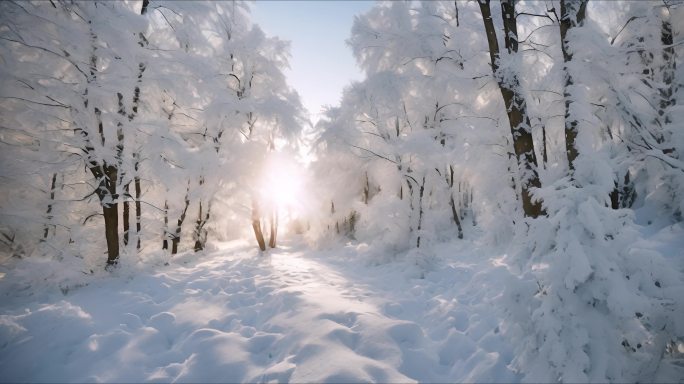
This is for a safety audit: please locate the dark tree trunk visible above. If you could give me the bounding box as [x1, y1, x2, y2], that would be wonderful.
[124, 60, 145, 248]
[193, 200, 211, 252]
[560, 0, 588, 171]
[102, 165, 119, 265]
[416, 176, 426, 248]
[43, 173, 57, 239]
[125, 0, 146, 245]
[141, 0, 149, 15]
[81, 22, 121, 266]
[542, 124, 548, 166]
[171, 184, 190, 255]
[162, 200, 169, 250]
[450, 194, 464, 239]
[134, 160, 141, 250]
[478, 0, 543, 218]
[610, 171, 636, 209]
[123, 183, 130, 246]
[193, 175, 212, 252]
[113, 35, 144, 251]
[89, 164, 120, 266]
[454, 1, 459, 27]
[193, 200, 204, 252]
[103, 203, 119, 265]
[84, 126, 121, 265]
[115, 92, 126, 246]
[659, 4, 675, 132]
[445, 165, 464, 239]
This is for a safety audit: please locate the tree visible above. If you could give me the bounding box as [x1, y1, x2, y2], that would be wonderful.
[559, 0, 588, 171]
[314, 1, 531, 251]
[0, 1, 151, 265]
[0, 0, 306, 262]
[477, 0, 543, 218]
[501, 2, 684, 381]
[140, 2, 305, 253]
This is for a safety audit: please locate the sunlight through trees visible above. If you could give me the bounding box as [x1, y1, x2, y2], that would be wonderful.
[1, 1, 683, 382]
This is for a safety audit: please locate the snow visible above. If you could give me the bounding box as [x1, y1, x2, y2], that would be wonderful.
[0, 236, 525, 383]
[2, 0, 684, 382]
[4, 224, 679, 383]
[2, 226, 682, 383]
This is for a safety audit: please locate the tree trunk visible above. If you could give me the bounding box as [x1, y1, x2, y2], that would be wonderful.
[416, 176, 426, 248]
[610, 171, 636, 209]
[445, 165, 464, 239]
[103, 203, 119, 265]
[86, 161, 120, 266]
[542, 124, 548, 166]
[134, 164, 141, 250]
[363, 172, 370, 204]
[43, 173, 57, 240]
[171, 184, 190, 255]
[123, 183, 130, 246]
[193, 200, 211, 252]
[251, 199, 266, 251]
[193, 176, 211, 252]
[194, 200, 204, 252]
[450, 194, 464, 239]
[560, 0, 588, 171]
[252, 220, 266, 251]
[478, 0, 543, 218]
[454, 1, 459, 27]
[83, 23, 121, 266]
[658, 4, 675, 133]
[115, 92, 127, 245]
[269, 209, 278, 248]
[162, 200, 169, 250]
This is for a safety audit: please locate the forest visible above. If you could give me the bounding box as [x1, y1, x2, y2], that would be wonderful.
[1, 1, 683, 382]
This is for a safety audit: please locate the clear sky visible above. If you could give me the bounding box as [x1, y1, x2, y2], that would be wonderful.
[250, 0, 375, 123]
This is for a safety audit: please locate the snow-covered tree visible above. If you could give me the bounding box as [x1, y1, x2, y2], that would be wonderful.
[314, 1, 683, 381]
[500, 1, 684, 381]
[0, 0, 306, 265]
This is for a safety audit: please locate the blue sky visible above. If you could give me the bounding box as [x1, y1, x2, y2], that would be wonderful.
[250, 0, 375, 122]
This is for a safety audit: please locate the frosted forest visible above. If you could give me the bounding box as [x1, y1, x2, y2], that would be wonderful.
[1, 1, 683, 382]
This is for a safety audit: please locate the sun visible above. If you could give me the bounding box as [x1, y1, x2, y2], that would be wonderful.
[258, 153, 306, 223]
[269, 169, 299, 208]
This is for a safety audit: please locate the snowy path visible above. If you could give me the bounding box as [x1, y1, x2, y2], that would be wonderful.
[0, 239, 517, 383]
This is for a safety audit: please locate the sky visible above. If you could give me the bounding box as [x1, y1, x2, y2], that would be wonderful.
[250, 0, 375, 123]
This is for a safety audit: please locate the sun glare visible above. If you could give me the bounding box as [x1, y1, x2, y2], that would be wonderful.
[259, 154, 307, 225]
[270, 170, 299, 208]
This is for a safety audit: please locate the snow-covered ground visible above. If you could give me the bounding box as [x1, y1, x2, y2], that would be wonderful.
[0, 236, 520, 383]
[1, 222, 682, 382]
